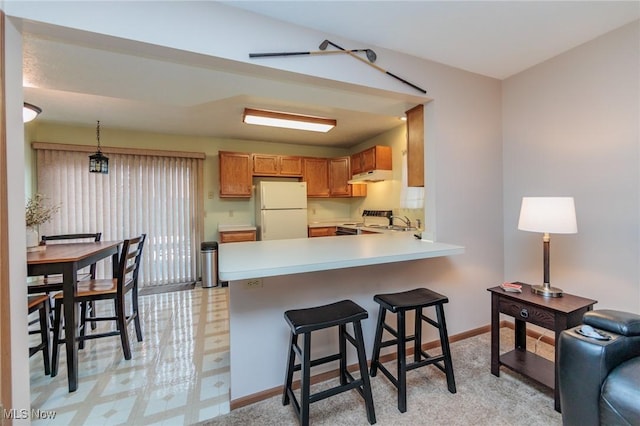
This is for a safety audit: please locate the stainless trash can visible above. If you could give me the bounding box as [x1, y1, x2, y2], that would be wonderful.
[201, 241, 218, 288]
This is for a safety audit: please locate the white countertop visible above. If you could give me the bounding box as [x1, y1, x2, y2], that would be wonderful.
[307, 218, 361, 228]
[218, 224, 257, 232]
[218, 233, 464, 281]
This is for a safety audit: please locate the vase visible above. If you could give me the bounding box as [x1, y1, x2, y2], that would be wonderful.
[26, 227, 42, 252]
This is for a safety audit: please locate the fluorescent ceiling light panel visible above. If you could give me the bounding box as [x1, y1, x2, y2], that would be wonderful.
[243, 108, 336, 133]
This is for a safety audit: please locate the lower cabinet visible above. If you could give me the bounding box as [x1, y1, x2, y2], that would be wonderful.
[219, 230, 257, 243]
[308, 226, 337, 237]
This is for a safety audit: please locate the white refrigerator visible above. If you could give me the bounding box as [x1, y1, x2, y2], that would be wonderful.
[256, 181, 308, 240]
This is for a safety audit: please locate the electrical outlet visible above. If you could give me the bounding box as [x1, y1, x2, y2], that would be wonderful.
[244, 278, 263, 289]
[208, 191, 214, 199]
[229, 210, 234, 217]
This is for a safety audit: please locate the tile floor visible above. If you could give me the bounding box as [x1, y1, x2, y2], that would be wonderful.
[29, 286, 230, 425]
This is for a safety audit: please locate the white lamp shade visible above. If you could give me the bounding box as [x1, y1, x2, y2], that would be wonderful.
[518, 197, 577, 234]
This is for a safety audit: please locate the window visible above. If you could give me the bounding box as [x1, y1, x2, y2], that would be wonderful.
[35, 144, 204, 289]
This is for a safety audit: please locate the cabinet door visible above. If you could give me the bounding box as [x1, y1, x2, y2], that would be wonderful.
[361, 147, 377, 172]
[279, 156, 303, 176]
[219, 151, 252, 197]
[350, 184, 367, 197]
[351, 152, 363, 175]
[360, 146, 392, 172]
[406, 104, 424, 187]
[303, 158, 329, 197]
[253, 154, 279, 176]
[329, 157, 351, 197]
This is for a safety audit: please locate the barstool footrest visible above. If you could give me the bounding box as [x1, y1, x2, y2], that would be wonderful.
[309, 378, 364, 404]
[406, 355, 446, 372]
[292, 352, 342, 372]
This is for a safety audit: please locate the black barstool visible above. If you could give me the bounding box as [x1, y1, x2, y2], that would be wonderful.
[369, 288, 456, 413]
[283, 299, 376, 425]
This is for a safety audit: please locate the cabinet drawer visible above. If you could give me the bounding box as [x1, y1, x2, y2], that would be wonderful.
[308, 226, 336, 237]
[219, 230, 256, 243]
[499, 299, 555, 329]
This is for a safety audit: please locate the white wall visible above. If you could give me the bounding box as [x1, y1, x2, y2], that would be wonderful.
[503, 21, 640, 311]
[4, 15, 31, 423]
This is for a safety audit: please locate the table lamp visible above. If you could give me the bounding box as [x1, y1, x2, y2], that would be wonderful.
[518, 197, 577, 297]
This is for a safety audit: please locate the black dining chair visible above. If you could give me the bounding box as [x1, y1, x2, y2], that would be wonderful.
[28, 294, 51, 375]
[28, 233, 103, 332]
[50, 234, 146, 376]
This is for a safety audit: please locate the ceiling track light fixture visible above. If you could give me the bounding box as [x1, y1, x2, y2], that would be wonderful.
[89, 120, 109, 174]
[23, 102, 42, 123]
[243, 108, 336, 133]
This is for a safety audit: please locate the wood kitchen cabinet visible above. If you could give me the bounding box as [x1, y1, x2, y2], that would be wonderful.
[308, 226, 337, 237]
[351, 145, 392, 175]
[328, 157, 352, 197]
[302, 157, 330, 197]
[219, 230, 257, 243]
[253, 154, 303, 177]
[406, 104, 424, 187]
[351, 184, 367, 197]
[219, 151, 252, 198]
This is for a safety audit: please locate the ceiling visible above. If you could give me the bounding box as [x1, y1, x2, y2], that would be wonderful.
[21, 1, 639, 149]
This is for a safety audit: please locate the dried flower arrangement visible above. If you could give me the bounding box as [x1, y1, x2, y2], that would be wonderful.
[25, 193, 60, 229]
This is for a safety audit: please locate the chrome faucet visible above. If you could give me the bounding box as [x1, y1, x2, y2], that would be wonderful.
[391, 215, 412, 228]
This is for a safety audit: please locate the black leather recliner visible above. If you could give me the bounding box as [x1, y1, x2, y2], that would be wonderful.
[558, 310, 640, 426]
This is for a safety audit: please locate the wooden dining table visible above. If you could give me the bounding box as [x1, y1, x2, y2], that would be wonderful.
[27, 241, 122, 392]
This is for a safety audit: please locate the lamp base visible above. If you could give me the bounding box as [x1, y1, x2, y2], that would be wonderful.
[531, 283, 563, 297]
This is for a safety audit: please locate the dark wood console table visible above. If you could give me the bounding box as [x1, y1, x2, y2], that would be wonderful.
[487, 283, 597, 412]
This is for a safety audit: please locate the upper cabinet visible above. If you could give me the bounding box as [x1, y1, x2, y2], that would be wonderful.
[253, 154, 303, 177]
[303, 157, 330, 197]
[219, 150, 368, 199]
[351, 145, 392, 175]
[405, 104, 424, 187]
[328, 157, 352, 197]
[219, 151, 252, 198]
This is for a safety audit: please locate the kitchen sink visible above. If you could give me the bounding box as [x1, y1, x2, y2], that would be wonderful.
[388, 225, 417, 232]
[364, 224, 417, 232]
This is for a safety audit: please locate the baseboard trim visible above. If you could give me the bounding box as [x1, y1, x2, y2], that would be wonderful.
[230, 323, 498, 410]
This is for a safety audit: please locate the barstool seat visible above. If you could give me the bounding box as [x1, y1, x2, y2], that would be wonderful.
[370, 288, 456, 413]
[283, 299, 376, 425]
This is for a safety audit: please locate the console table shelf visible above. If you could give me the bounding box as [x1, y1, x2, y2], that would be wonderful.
[500, 349, 554, 389]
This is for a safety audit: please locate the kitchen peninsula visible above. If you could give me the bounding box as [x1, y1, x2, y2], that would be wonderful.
[218, 233, 464, 406]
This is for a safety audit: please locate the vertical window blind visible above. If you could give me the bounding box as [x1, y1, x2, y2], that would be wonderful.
[35, 144, 204, 289]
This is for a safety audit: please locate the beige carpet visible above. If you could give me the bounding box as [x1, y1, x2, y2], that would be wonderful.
[201, 329, 562, 425]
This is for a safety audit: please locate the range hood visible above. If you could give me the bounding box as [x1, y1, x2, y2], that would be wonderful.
[348, 169, 393, 184]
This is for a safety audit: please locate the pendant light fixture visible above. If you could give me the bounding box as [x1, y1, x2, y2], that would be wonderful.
[89, 120, 109, 174]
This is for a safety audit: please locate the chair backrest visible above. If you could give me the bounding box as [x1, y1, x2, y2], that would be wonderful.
[40, 232, 103, 278]
[116, 234, 146, 295]
[41, 233, 102, 244]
